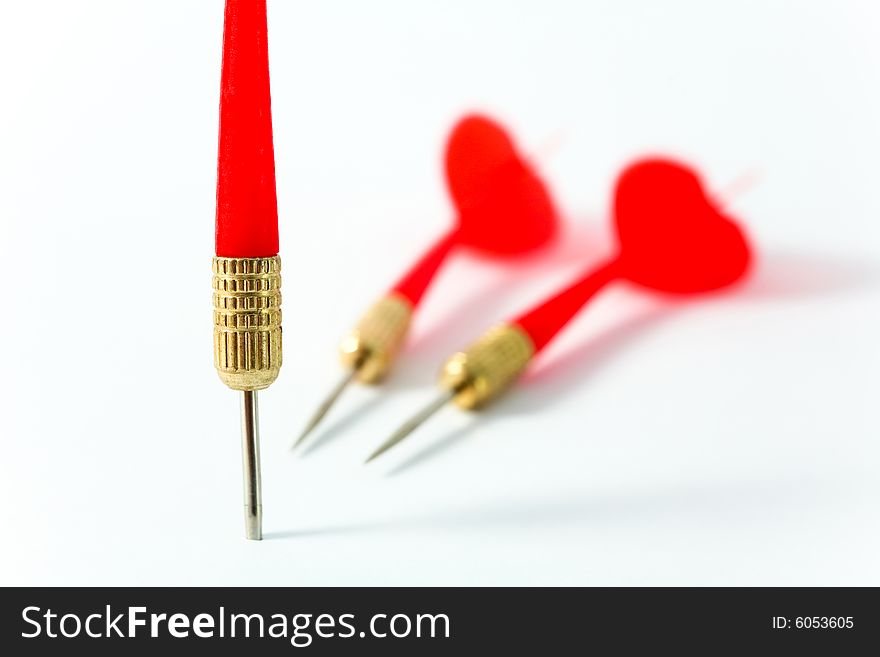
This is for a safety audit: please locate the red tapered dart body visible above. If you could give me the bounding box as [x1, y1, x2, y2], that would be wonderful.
[211, 0, 282, 539]
[215, 0, 279, 258]
[295, 115, 558, 447]
[368, 157, 754, 462]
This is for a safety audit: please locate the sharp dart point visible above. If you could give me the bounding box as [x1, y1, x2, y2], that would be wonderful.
[365, 389, 455, 463]
[293, 368, 359, 449]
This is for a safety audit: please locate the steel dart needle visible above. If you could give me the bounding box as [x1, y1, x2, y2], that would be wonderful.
[365, 389, 456, 463]
[294, 368, 359, 448]
[240, 390, 262, 540]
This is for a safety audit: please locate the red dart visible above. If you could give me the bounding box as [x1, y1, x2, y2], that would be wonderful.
[211, 0, 281, 539]
[368, 157, 753, 462]
[295, 115, 558, 447]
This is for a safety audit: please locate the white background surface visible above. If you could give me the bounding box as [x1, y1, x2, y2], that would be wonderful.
[1, 0, 878, 585]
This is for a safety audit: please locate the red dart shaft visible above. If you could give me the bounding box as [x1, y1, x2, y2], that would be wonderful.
[513, 259, 620, 353]
[391, 229, 459, 306]
[215, 0, 278, 258]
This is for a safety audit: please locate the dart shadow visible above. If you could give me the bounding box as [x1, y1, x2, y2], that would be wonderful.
[491, 302, 676, 416]
[384, 419, 484, 477]
[265, 473, 828, 543]
[739, 249, 877, 301]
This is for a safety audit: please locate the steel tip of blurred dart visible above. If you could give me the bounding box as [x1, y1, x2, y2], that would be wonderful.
[365, 390, 455, 463]
[293, 369, 358, 449]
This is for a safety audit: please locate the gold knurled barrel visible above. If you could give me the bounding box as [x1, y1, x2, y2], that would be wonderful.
[213, 256, 282, 391]
[440, 323, 535, 409]
[339, 293, 413, 383]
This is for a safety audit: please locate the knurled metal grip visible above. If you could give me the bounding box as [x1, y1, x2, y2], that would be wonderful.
[440, 324, 535, 409]
[213, 256, 282, 391]
[340, 293, 413, 383]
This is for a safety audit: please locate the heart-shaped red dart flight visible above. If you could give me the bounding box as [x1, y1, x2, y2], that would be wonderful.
[445, 115, 557, 256]
[392, 114, 558, 305]
[516, 158, 752, 351]
[614, 158, 751, 294]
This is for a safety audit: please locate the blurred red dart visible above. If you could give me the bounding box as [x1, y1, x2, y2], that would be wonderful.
[294, 115, 558, 447]
[368, 157, 753, 462]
